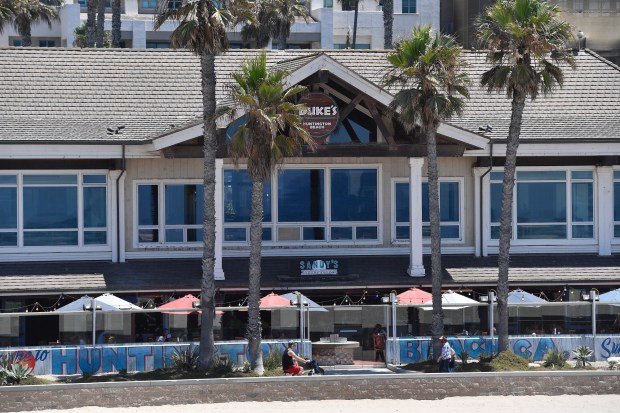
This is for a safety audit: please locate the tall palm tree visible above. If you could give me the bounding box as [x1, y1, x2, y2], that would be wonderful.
[225, 51, 315, 374]
[241, 0, 310, 50]
[154, 0, 246, 370]
[475, 0, 574, 352]
[111, 0, 121, 47]
[6, 0, 61, 47]
[385, 25, 469, 359]
[86, 0, 96, 47]
[381, 0, 393, 48]
[96, 0, 105, 47]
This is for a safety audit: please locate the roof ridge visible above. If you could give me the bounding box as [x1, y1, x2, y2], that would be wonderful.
[273, 51, 323, 65]
[584, 49, 620, 72]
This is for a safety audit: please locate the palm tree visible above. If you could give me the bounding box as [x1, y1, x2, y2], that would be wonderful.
[241, 0, 310, 50]
[381, 0, 393, 48]
[86, 0, 96, 47]
[385, 25, 469, 359]
[6, 0, 61, 47]
[0, 1, 16, 33]
[225, 51, 315, 374]
[475, 0, 574, 352]
[96, 0, 105, 47]
[339, 0, 359, 48]
[112, 0, 121, 47]
[154, 0, 246, 370]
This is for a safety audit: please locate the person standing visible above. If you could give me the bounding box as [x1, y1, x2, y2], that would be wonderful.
[373, 324, 387, 363]
[437, 336, 452, 373]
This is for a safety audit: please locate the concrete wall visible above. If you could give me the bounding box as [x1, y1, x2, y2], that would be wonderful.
[2, 371, 619, 412]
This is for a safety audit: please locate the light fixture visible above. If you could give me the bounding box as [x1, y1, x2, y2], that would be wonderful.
[192, 300, 201, 308]
[83, 303, 102, 311]
[478, 124, 493, 133]
[581, 289, 599, 301]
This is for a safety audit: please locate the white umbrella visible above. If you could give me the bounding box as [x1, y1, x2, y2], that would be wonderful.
[420, 290, 479, 310]
[55, 295, 122, 313]
[95, 293, 140, 310]
[280, 292, 328, 312]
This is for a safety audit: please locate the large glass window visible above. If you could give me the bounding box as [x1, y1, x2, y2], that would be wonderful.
[490, 170, 594, 240]
[137, 182, 203, 244]
[0, 173, 108, 248]
[223, 170, 271, 242]
[614, 171, 620, 238]
[0, 176, 17, 247]
[278, 169, 324, 223]
[394, 180, 461, 241]
[223, 166, 380, 244]
[402, 0, 416, 13]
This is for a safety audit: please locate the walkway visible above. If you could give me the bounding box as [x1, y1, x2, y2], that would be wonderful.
[13, 395, 620, 413]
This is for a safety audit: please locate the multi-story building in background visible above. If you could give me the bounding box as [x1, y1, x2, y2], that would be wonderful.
[441, 0, 620, 65]
[0, 0, 439, 49]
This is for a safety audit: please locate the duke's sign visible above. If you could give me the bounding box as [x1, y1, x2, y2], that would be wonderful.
[300, 93, 339, 138]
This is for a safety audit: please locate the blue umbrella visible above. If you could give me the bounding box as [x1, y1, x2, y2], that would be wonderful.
[599, 288, 620, 303]
[508, 289, 546, 304]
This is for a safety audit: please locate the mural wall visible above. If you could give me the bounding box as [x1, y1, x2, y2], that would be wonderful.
[2, 336, 620, 375]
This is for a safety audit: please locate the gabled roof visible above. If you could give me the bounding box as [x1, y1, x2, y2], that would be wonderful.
[0, 48, 618, 147]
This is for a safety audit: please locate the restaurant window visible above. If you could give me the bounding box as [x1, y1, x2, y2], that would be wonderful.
[0, 173, 108, 248]
[613, 170, 620, 238]
[223, 170, 272, 242]
[136, 182, 203, 245]
[490, 169, 594, 240]
[393, 180, 462, 241]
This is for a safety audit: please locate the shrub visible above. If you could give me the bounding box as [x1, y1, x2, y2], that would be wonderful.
[459, 351, 469, 364]
[572, 346, 593, 368]
[171, 346, 200, 371]
[543, 349, 567, 369]
[209, 355, 233, 376]
[489, 351, 530, 371]
[263, 349, 282, 371]
[607, 360, 618, 370]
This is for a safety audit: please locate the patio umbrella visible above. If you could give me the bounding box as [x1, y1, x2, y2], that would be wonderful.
[508, 289, 546, 304]
[280, 292, 328, 312]
[599, 288, 620, 303]
[95, 293, 141, 310]
[397, 288, 432, 305]
[420, 290, 478, 310]
[158, 294, 201, 315]
[259, 293, 292, 308]
[55, 295, 127, 312]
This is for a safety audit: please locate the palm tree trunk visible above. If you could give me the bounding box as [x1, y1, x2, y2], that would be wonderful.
[247, 179, 265, 375]
[352, 0, 359, 48]
[198, 50, 218, 370]
[86, 0, 97, 47]
[496, 89, 526, 353]
[96, 0, 105, 48]
[278, 32, 286, 50]
[111, 0, 121, 47]
[19, 21, 32, 47]
[382, 0, 393, 48]
[426, 128, 444, 361]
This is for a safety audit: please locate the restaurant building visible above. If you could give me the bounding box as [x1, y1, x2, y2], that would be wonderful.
[0, 47, 619, 346]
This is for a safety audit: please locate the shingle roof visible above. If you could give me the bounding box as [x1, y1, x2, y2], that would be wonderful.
[0, 48, 618, 144]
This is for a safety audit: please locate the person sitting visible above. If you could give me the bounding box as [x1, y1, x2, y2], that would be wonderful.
[281, 342, 308, 376]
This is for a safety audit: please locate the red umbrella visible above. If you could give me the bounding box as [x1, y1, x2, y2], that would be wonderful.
[397, 288, 432, 305]
[259, 293, 292, 308]
[158, 294, 201, 315]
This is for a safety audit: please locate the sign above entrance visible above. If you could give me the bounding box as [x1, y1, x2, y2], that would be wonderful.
[299, 93, 339, 138]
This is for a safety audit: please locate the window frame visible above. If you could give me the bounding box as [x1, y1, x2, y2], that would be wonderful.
[0, 171, 111, 252]
[391, 177, 464, 244]
[613, 169, 620, 240]
[222, 164, 383, 246]
[401, 0, 417, 14]
[488, 167, 597, 245]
